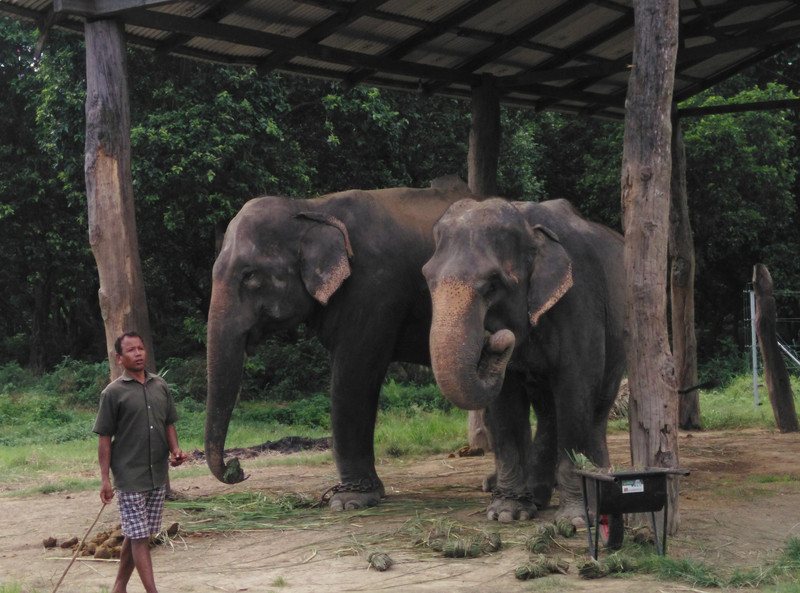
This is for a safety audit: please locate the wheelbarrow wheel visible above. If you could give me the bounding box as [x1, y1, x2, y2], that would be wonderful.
[599, 513, 624, 550]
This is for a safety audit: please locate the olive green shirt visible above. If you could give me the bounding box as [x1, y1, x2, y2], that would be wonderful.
[92, 371, 179, 493]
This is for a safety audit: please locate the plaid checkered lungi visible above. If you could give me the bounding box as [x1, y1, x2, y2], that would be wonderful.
[116, 485, 167, 540]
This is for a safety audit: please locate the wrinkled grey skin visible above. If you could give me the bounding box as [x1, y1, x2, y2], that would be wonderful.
[423, 198, 625, 525]
[206, 178, 472, 510]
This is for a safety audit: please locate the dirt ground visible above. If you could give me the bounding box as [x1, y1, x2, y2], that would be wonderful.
[2, 427, 800, 593]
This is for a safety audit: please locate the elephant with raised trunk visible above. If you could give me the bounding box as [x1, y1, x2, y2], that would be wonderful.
[422, 197, 625, 525]
[205, 178, 473, 510]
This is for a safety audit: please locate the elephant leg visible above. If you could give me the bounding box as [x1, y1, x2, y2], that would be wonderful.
[326, 349, 388, 511]
[482, 379, 556, 506]
[552, 378, 612, 527]
[527, 380, 558, 509]
[484, 372, 539, 522]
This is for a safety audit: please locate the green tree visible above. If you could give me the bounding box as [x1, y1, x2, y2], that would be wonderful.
[681, 84, 799, 357]
[0, 19, 101, 369]
[125, 52, 316, 356]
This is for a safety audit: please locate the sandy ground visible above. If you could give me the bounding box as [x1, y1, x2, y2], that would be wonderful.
[2, 427, 800, 593]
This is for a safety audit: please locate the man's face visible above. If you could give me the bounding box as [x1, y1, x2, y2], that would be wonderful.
[117, 336, 146, 373]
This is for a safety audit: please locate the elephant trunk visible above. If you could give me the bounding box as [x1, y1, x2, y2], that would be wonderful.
[205, 297, 247, 484]
[429, 280, 515, 410]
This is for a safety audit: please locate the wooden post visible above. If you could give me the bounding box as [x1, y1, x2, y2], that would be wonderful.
[466, 74, 501, 452]
[621, 0, 681, 534]
[468, 74, 500, 198]
[85, 18, 155, 378]
[669, 112, 701, 430]
[753, 264, 799, 432]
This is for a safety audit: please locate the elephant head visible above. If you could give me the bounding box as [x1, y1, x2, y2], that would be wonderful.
[422, 198, 573, 410]
[205, 196, 353, 483]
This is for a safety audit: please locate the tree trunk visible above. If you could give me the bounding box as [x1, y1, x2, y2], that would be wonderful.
[621, 0, 681, 534]
[753, 264, 799, 432]
[669, 113, 701, 430]
[466, 75, 501, 452]
[85, 19, 154, 379]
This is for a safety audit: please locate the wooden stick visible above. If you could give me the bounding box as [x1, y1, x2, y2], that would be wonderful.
[51, 502, 107, 593]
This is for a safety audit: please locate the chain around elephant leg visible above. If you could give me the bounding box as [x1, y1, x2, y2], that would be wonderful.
[318, 477, 386, 511]
[486, 489, 538, 522]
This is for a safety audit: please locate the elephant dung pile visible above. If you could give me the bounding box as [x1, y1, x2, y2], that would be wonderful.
[42, 522, 181, 559]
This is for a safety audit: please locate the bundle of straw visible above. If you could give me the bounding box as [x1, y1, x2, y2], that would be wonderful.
[555, 519, 577, 538]
[482, 532, 502, 553]
[577, 553, 638, 579]
[366, 551, 393, 571]
[515, 554, 569, 580]
[442, 537, 484, 558]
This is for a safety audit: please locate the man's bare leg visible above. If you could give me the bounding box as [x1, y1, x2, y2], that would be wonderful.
[111, 537, 157, 593]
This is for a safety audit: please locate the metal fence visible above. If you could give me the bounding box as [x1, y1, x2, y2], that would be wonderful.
[743, 285, 800, 409]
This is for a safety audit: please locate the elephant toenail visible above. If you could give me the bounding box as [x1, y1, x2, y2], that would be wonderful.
[498, 511, 514, 523]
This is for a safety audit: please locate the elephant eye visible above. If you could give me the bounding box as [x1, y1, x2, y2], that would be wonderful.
[481, 270, 517, 301]
[480, 272, 504, 299]
[242, 271, 261, 290]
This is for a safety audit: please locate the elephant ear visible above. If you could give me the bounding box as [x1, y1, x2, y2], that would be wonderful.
[296, 212, 354, 305]
[528, 225, 573, 326]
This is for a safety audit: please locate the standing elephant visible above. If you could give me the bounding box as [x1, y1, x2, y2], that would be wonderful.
[205, 177, 473, 510]
[422, 197, 625, 525]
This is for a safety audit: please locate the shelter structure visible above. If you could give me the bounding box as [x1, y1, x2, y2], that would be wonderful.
[4, 0, 800, 532]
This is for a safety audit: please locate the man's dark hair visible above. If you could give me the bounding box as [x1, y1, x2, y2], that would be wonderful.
[114, 331, 143, 355]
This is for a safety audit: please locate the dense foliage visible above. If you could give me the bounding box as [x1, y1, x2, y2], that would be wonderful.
[2, 17, 799, 392]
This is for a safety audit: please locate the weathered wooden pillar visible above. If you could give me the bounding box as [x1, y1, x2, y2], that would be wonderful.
[753, 264, 799, 432]
[468, 74, 500, 198]
[621, 0, 681, 533]
[669, 111, 701, 430]
[85, 18, 154, 378]
[467, 74, 501, 451]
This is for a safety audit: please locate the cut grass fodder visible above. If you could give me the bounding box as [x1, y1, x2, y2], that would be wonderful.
[166, 491, 320, 533]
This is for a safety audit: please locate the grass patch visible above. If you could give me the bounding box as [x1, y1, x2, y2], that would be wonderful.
[749, 474, 800, 484]
[634, 536, 800, 589]
[699, 374, 800, 430]
[375, 408, 468, 458]
[638, 554, 725, 587]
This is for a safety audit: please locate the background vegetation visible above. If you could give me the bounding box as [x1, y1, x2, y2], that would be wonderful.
[2, 356, 798, 498]
[2, 17, 800, 396]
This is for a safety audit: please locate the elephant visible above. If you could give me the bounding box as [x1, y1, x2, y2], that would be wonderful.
[205, 177, 474, 510]
[422, 197, 625, 525]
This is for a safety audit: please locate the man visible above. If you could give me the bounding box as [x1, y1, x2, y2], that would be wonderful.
[93, 331, 188, 593]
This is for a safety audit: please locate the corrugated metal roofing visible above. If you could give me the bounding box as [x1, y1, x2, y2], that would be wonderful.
[3, 0, 800, 119]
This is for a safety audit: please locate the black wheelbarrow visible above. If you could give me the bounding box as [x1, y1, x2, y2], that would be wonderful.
[577, 468, 689, 559]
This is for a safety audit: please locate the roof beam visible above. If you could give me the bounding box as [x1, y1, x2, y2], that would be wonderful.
[53, 0, 176, 18]
[678, 98, 800, 117]
[499, 61, 630, 87]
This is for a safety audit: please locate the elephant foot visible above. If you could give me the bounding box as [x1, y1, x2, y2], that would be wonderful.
[482, 472, 496, 493]
[325, 478, 385, 511]
[555, 501, 588, 528]
[486, 491, 538, 523]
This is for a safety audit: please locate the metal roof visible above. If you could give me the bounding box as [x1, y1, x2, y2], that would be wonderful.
[3, 0, 800, 119]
